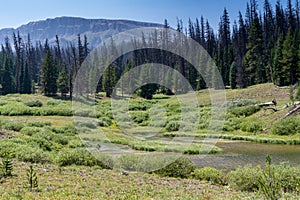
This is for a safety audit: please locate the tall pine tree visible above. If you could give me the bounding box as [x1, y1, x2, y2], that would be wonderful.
[41, 49, 58, 96]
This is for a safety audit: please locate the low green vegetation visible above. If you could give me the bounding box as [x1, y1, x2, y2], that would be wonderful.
[271, 117, 300, 136]
[0, 83, 299, 199]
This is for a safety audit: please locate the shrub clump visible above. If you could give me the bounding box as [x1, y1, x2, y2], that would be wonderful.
[227, 165, 263, 191]
[131, 111, 149, 125]
[98, 116, 112, 127]
[2, 121, 25, 131]
[20, 127, 43, 136]
[240, 120, 263, 133]
[192, 167, 225, 185]
[272, 163, 300, 193]
[0, 102, 31, 115]
[153, 157, 196, 178]
[271, 117, 300, 135]
[128, 100, 154, 111]
[15, 145, 50, 163]
[165, 121, 180, 132]
[25, 100, 43, 107]
[55, 148, 110, 168]
[52, 125, 77, 135]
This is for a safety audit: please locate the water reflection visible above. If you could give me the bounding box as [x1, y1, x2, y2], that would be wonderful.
[191, 140, 300, 170]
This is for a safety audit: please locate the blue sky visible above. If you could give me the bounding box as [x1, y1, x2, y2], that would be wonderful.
[0, 0, 288, 31]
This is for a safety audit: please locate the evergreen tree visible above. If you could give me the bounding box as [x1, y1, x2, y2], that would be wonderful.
[102, 65, 117, 97]
[217, 8, 233, 86]
[235, 12, 247, 88]
[41, 50, 58, 96]
[57, 65, 69, 98]
[296, 0, 300, 28]
[19, 62, 25, 93]
[195, 18, 201, 44]
[273, 34, 284, 85]
[205, 20, 216, 57]
[244, 17, 265, 86]
[21, 62, 32, 94]
[275, 0, 286, 36]
[188, 18, 195, 39]
[263, 0, 276, 82]
[13, 32, 24, 93]
[78, 34, 85, 67]
[286, 0, 296, 32]
[0, 56, 15, 94]
[229, 61, 237, 89]
[280, 29, 298, 85]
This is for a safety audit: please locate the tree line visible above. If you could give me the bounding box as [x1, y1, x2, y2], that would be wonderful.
[0, 33, 89, 98]
[0, 0, 300, 99]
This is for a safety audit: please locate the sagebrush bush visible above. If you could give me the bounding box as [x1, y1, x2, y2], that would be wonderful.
[227, 165, 263, 191]
[153, 157, 196, 178]
[192, 167, 225, 185]
[271, 117, 300, 135]
[25, 100, 43, 107]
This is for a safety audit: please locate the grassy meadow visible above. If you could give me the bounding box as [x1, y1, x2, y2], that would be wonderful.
[0, 83, 300, 199]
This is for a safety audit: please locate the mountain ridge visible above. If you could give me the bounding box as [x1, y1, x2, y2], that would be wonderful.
[0, 16, 163, 47]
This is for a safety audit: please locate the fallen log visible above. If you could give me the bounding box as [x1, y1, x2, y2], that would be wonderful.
[283, 104, 300, 119]
[258, 102, 275, 107]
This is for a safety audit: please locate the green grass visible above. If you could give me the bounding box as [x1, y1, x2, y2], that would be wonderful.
[0, 162, 258, 200]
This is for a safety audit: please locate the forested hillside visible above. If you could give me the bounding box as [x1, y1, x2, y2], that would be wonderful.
[0, 0, 300, 98]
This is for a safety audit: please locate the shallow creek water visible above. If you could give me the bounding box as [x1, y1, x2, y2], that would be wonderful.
[190, 139, 300, 170]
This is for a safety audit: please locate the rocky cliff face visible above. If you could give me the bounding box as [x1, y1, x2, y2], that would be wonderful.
[0, 16, 162, 47]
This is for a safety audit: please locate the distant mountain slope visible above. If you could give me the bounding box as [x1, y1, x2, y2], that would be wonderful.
[0, 16, 163, 47]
